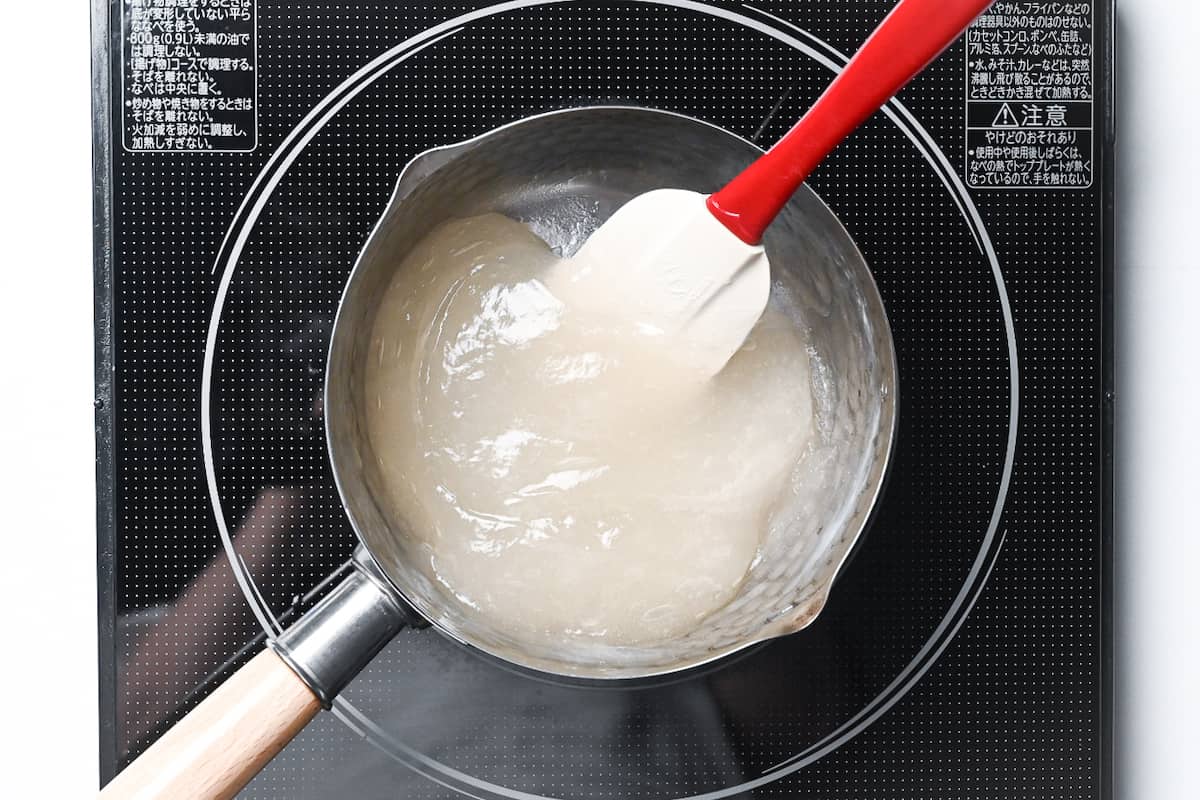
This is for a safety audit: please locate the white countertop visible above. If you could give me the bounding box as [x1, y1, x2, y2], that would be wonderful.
[1112, 2, 1200, 798]
[0, 2, 1196, 796]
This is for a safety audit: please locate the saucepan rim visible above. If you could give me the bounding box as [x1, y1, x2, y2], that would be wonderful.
[323, 104, 899, 680]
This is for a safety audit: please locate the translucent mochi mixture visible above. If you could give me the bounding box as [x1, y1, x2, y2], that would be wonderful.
[363, 213, 815, 646]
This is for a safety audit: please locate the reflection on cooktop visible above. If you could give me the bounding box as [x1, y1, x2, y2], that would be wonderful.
[96, 2, 1113, 798]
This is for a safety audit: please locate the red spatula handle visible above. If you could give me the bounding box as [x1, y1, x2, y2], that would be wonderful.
[707, 0, 994, 244]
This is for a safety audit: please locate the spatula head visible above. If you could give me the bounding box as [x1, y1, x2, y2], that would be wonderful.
[548, 188, 770, 376]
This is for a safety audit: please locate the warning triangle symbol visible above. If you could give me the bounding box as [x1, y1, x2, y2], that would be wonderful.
[992, 102, 1020, 127]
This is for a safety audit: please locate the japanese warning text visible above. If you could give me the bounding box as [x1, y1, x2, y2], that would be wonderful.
[965, 2, 1093, 189]
[122, 0, 257, 152]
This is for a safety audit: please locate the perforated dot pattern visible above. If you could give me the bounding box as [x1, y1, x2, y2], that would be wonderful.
[100, 1, 1111, 798]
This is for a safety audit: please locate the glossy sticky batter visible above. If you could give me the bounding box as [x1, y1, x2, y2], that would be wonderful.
[364, 213, 814, 645]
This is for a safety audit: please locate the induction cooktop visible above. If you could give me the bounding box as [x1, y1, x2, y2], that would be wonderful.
[93, 1, 1114, 797]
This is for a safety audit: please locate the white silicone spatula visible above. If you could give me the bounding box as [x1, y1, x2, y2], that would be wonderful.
[558, 0, 994, 375]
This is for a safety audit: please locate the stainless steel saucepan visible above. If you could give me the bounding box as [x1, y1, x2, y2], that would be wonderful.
[102, 107, 896, 800]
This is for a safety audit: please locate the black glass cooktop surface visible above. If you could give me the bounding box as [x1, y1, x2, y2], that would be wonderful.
[94, 1, 1113, 797]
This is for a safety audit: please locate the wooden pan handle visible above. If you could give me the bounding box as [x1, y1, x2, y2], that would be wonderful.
[99, 648, 321, 800]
